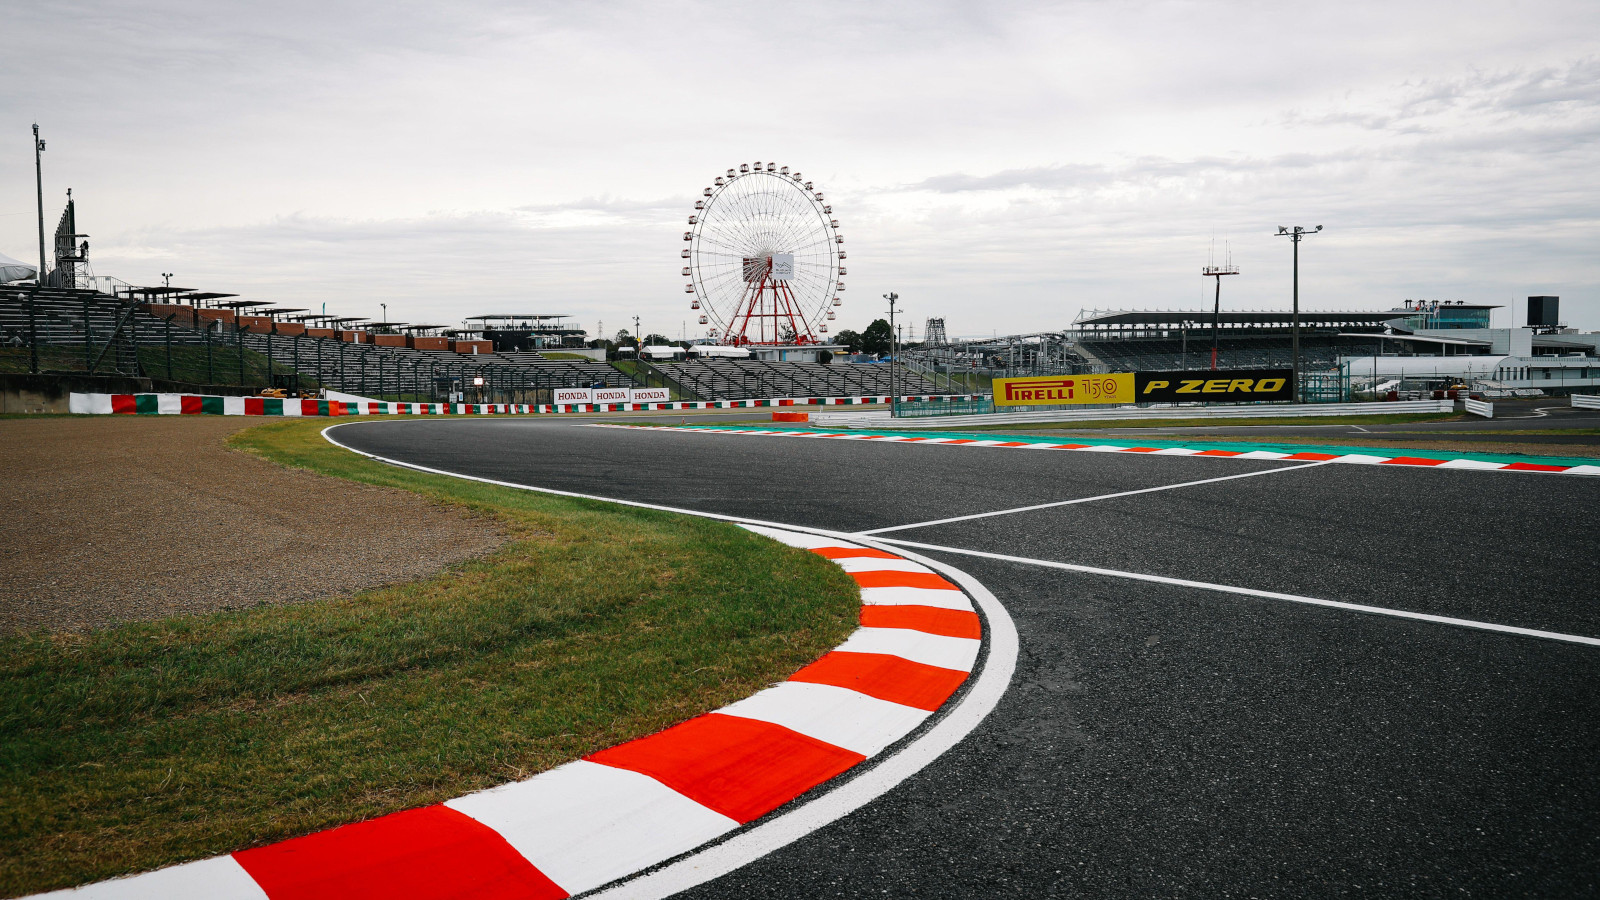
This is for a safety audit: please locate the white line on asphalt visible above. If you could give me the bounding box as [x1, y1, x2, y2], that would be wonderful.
[868, 538, 1600, 648]
[854, 460, 1334, 536]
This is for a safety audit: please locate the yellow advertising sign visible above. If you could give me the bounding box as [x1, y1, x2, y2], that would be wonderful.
[993, 373, 1135, 406]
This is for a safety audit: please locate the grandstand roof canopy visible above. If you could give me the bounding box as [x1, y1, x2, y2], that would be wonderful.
[466, 314, 572, 321]
[1075, 309, 1399, 327]
[218, 300, 271, 309]
[1337, 333, 1488, 347]
[125, 286, 196, 297]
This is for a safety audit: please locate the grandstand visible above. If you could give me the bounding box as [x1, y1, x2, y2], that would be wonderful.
[654, 357, 937, 400]
[1069, 308, 1398, 372]
[0, 283, 634, 403]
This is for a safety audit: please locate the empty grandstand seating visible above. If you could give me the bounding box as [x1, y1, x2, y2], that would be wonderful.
[1074, 335, 1351, 372]
[655, 358, 937, 400]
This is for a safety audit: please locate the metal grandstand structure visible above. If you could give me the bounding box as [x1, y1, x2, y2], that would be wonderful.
[0, 284, 635, 403]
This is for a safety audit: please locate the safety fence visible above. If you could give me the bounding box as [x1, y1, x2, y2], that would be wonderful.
[69, 392, 989, 417]
[1574, 394, 1600, 410]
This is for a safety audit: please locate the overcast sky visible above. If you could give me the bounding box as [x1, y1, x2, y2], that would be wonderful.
[4, 0, 1597, 339]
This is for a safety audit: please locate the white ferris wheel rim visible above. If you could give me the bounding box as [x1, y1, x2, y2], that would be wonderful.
[685, 166, 840, 343]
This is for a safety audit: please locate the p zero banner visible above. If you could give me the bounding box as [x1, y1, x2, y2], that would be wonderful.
[1133, 369, 1294, 402]
[993, 373, 1134, 406]
[553, 388, 593, 405]
[630, 387, 671, 403]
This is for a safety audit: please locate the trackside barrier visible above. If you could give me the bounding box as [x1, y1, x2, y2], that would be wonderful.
[1574, 394, 1600, 410]
[1464, 398, 1494, 418]
[815, 399, 1455, 428]
[67, 392, 989, 417]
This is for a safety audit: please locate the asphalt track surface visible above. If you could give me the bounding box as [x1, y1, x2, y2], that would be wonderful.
[335, 417, 1600, 898]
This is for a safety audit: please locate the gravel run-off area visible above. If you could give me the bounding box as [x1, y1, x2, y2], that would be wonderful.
[1, 416, 506, 633]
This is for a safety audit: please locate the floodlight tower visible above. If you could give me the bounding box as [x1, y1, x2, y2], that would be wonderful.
[1203, 246, 1239, 371]
[1276, 225, 1322, 400]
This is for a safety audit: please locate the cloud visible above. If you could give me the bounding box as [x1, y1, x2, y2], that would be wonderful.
[1, 0, 1597, 336]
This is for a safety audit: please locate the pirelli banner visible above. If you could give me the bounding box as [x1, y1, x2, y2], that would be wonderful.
[993, 369, 1294, 407]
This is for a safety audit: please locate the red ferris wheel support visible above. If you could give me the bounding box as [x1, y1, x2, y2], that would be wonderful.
[725, 256, 816, 346]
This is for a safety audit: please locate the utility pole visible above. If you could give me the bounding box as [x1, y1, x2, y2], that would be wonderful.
[1276, 225, 1322, 401]
[633, 315, 641, 346]
[33, 125, 48, 286]
[883, 292, 899, 411]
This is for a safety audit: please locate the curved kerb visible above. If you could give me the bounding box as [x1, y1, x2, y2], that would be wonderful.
[30, 421, 1016, 899]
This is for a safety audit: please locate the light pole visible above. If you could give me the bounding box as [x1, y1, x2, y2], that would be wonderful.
[883, 292, 899, 410]
[1276, 225, 1322, 400]
[380, 303, 387, 328]
[33, 125, 47, 286]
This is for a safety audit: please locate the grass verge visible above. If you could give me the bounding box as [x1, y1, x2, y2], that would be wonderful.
[0, 417, 858, 897]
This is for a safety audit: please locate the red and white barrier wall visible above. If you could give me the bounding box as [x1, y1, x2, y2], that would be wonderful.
[67, 393, 987, 417]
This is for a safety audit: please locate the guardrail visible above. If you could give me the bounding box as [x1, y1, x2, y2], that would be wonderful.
[816, 399, 1454, 428]
[1574, 394, 1600, 410]
[1464, 398, 1494, 418]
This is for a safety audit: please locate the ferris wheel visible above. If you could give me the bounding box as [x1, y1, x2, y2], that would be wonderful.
[682, 162, 844, 345]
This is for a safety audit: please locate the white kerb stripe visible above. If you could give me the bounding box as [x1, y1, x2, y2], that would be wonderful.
[716, 681, 930, 757]
[445, 760, 738, 896]
[835, 627, 979, 672]
[156, 394, 181, 415]
[1438, 458, 1508, 470]
[30, 855, 269, 899]
[1329, 454, 1392, 464]
[737, 524, 862, 551]
[859, 586, 973, 611]
[829, 557, 933, 575]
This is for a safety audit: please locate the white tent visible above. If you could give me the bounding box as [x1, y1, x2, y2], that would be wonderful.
[0, 250, 37, 284]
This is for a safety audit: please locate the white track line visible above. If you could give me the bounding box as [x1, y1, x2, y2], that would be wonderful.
[317, 422, 1019, 896]
[870, 538, 1600, 648]
[854, 460, 1333, 536]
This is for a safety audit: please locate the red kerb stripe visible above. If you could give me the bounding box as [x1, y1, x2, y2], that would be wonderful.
[859, 605, 982, 639]
[110, 394, 137, 414]
[586, 713, 864, 824]
[232, 805, 564, 900]
[788, 651, 968, 711]
[1503, 462, 1568, 472]
[1383, 456, 1447, 466]
[850, 570, 959, 591]
[811, 547, 903, 560]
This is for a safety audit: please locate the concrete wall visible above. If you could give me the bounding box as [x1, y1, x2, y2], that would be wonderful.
[1, 373, 152, 414]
